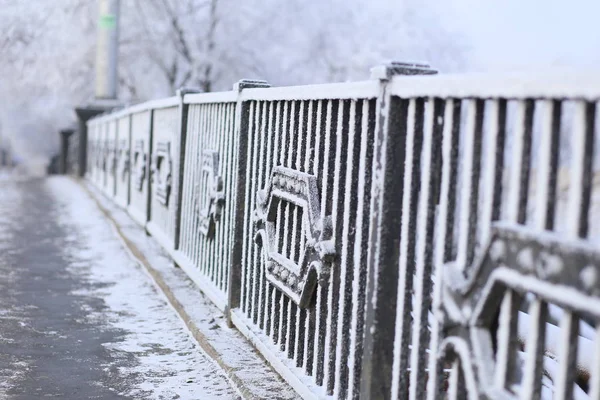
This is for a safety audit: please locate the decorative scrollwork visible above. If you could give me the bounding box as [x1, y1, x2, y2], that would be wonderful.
[151, 141, 173, 207]
[254, 166, 336, 308]
[435, 223, 600, 398]
[118, 139, 130, 182]
[103, 141, 110, 173]
[108, 140, 117, 176]
[133, 140, 146, 192]
[96, 140, 104, 170]
[195, 150, 224, 237]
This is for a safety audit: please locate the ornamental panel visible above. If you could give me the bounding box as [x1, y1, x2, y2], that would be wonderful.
[152, 141, 172, 206]
[195, 149, 224, 237]
[254, 166, 335, 308]
[133, 140, 146, 192]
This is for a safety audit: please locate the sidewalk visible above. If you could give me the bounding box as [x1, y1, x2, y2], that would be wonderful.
[0, 176, 239, 399]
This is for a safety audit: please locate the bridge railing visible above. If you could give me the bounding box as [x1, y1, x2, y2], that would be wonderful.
[174, 91, 238, 309]
[84, 64, 600, 399]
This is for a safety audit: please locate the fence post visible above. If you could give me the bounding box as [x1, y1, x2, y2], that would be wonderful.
[59, 128, 74, 174]
[75, 107, 107, 178]
[145, 109, 154, 226]
[173, 88, 200, 251]
[360, 62, 437, 400]
[227, 79, 270, 326]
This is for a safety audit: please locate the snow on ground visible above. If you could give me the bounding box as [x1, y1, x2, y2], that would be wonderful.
[0, 173, 31, 393]
[85, 179, 300, 399]
[0, 173, 240, 399]
[45, 177, 241, 399]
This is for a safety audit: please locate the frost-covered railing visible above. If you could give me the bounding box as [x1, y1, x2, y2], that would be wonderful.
[231, 81, 380, 399]
[173, 90, 239, 310]
[84, 65, 600, 399]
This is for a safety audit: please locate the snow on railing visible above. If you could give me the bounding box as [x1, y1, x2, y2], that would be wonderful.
[83, 63, 600, 399]
[174, 90, 238, 310]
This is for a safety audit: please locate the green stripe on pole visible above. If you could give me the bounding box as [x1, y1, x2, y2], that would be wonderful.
[99, 14, 116, 29]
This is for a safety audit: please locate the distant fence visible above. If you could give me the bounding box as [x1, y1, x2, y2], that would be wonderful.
[59, 128, 78, 175]
[83, 63, 600, 399]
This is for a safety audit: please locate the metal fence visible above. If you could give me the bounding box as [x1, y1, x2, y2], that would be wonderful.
[84, 65, 600, 399]
[173, 90, 239, 309]
[86, 120, 100, 185]
[114, 114, 131, 208]
[145, 97, 179, 252]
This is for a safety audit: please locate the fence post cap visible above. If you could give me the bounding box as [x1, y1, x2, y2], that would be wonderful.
[233, 79, 270, 92]
[59, 128, 75, 137]
[370, 61, 437, 81]
[176, 87, 201, 98]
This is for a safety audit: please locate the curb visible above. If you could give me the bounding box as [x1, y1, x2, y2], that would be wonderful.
[79, 179, 299, 400]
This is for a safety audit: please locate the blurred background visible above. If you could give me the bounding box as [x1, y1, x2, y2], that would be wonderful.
[1, 0, 599, 167]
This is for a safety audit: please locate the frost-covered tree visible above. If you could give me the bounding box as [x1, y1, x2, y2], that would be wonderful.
[0, 0, 96, 162]
[0, 0, 470, 162]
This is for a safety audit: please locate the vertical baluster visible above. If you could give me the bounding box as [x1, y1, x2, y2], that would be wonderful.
[588, 325, 600, 400]
[256, 102, 270, 325]
[324, 99, 347, 395]
[567, 101, 595, 239]
[391, 98, 421, 400]
[209, 103, 224, 284]
[205, 103, 219, 274]
[274, 102, 287, 258]
[304, 100, 320, 376]
[447, 359, 464, 400]
[264, 101, 282, 333]
[521, 298, 548, 399]
[409, 98, 445, 400]
[189, 106, 202, 259]
[494, 289, 522, 389]
[216, 102, 228, 290]
[455, 99, 485, 269]
[333, 99, 358, 399]
[179, 106, 191, 256]
[286, 295, 296, 357]
[426, 99, 462, 400]
[200, 105, 211, 276]
[240, 101, 256, 313]
[273, 102, 290, 350]
[191, 106, 203, 269]
[206, 104, 217, 280]
[191, 106, 205, 268]
[223, 102, 236, 291]
[187, 106, 200, 258]
[555, 311, 579, 400]
[259, 101, 276, 329]
[479, 99, 507, 245]
[295, 306, 305, 368]
[293, 100, 310, 368]
[290, 100, 304, 265]
[534, 100, 561, 232]
[506, 100, 534, 224]
[253, 102, 266, 318]
[278, 295, 288, 350]
[270, 285, 279, 341]
[198, 104, 215, 271]
[313, 99, 334, 387]
[264, 284, 273, 337]
[347, 99, 374, 399]
[545, 100, 562, 230]
[284, 102, 297, 262]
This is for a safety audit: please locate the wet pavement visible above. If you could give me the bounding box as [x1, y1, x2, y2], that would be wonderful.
[0, 176, 238, 399]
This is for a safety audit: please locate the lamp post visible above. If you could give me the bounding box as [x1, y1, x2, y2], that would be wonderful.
[95, 0, 120, 100]
[73, 0, 122, 177]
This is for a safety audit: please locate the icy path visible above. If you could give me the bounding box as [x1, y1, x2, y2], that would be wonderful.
[0, 176, 239, 399]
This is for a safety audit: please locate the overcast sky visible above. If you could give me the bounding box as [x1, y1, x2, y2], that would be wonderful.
[1, 0, 599, 162]
[443, 0, 600, 71]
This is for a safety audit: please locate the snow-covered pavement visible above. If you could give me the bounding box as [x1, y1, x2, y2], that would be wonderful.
[0, 176, 239, 399]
